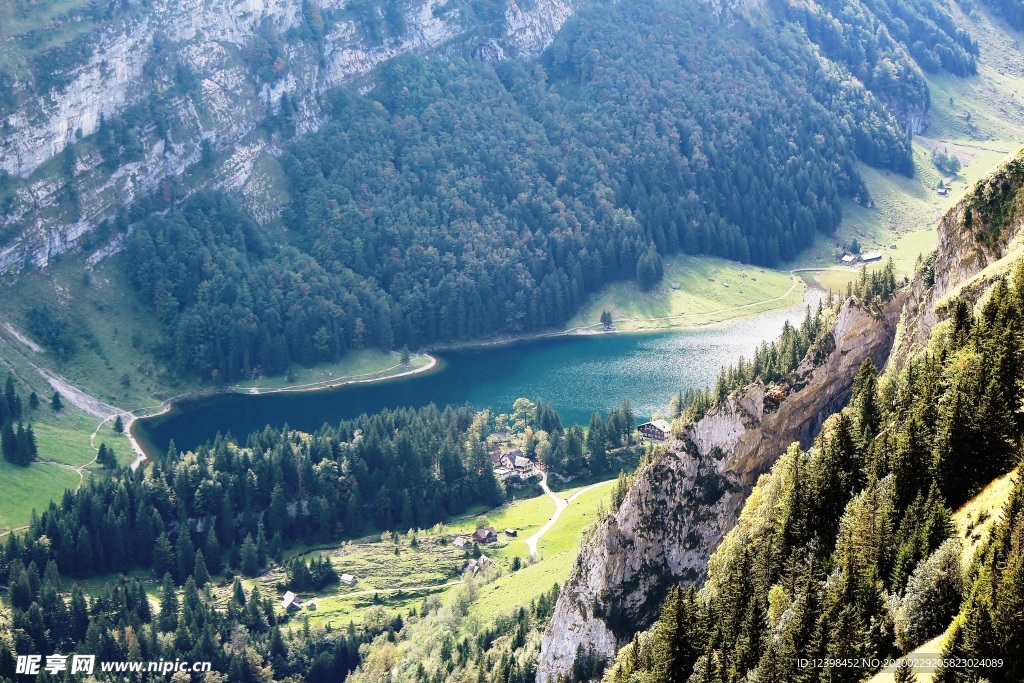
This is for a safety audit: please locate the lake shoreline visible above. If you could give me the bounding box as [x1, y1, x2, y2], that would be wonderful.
[135, 293, 825, 460]
[425, 277, 823, 354]
[128, 353, 440, 461]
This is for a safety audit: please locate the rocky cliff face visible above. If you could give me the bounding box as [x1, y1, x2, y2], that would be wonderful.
[0, 0, 576, 272]
[890, 149, 1024, 370]
[537, 295, 905, 681]
[538, 149, 1024, 683]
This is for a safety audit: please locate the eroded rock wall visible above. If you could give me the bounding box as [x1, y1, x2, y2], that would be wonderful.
[0, 0, 576, 272]
[537, 296, 905, 681]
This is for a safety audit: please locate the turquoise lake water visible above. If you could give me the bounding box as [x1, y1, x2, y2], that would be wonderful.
[135, 294, 820, 456]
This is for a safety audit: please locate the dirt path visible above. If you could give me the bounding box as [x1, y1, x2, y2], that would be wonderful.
[3, 323, 42, 353]
[0, 319, 146, 477]
[326, 580, 463, 600]
[525, 473, 614, 556]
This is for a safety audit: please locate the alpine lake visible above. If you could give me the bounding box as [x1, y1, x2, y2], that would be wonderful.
[134, 291, 824, 457]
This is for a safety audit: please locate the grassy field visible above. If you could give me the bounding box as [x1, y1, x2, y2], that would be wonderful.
[231, 350, 432, 394]
[0, 459, 81, 535]
[952, 468, 1019, 567]
[468, 482, 612, 623]
[212, 479, 620, 631]
[566, 256, 803, 332]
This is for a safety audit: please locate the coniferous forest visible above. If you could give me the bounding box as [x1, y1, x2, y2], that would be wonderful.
[602, 263, 1024, 683]
[116, 0, 961, 381]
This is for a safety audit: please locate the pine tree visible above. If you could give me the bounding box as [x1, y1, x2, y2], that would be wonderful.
[158, 573, 179, 632]
[893, 661, 918, 683]
[50, 392, 62, 411]
[232, 578, 247, 607]
[194, 550, 210, 587]
[152, 532, 174, 578]
[96, 443, 116, 469]
[1, 423, 19, 464]
[240, 534, 259, 577]
[4, 375, 19, 420]
[651, 586, 698, 683]
[113, 415, 124, 434]
[255, 522, 269, 567]
[175, 528, 195, 585]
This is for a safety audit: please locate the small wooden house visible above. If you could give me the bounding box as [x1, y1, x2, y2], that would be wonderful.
[638, 419, 672, 441]
[340, 574, 357, 586]
[473, 527, 498, 544]
[282, 591, 301, 611]
[505, 528, 517, 537]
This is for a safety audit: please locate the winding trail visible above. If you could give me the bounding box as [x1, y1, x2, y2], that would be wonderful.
[328, 580, 463, 601]
[525, 473, 614, 556]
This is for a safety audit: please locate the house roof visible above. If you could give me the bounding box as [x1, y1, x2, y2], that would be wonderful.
[841, 254, 857, 263]
[641, 419, 672, 433]
[514, 456, 532, 468]
[282, 591, 297, 608]
[861, 252, 883, 261]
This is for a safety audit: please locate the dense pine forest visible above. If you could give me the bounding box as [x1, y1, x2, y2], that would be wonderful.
[0, 395, 633, 681]
[114, 0, 968, 381]
[601, 262, 1024, 683]
[2, 405, 504, 582]
[0, 375, 38, 467]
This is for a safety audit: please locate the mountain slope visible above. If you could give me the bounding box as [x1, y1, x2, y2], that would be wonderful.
[541, 148, 1024, 681]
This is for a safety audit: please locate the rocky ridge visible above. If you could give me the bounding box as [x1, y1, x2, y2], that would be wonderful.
[537, 294, 904, 681]
[537, 151, 1024, 682]
[0, 0, 576, 272]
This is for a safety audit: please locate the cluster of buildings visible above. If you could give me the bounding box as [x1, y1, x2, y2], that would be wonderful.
[282, 591, 320, 612]
[453, 526, 518, 550]
[281, 574, 357, 612]
[465, 555, 495, 576]
[490, 447, 537, 480]
[839, 251, 883, 266]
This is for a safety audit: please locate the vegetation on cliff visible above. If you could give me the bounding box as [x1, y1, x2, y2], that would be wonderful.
[116, 0, 937, 381]
[601, 261, 1024, 683]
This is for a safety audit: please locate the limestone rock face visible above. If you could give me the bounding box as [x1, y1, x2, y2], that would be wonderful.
[538, 150, 1024, 683]
[537, 296, 904, 682]
[890, 150, 1024, 371]
[0, 0, 577, 272]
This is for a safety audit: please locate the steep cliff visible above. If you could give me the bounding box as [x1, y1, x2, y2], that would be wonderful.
[537, 295, 905, 681]
[538, 149, 1024, 682]
[0, 0, 576, 272]
[890, 149, 1024, 370]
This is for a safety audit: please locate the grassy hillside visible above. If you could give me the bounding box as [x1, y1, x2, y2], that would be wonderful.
[795, 0, 1024, 292]
[201, 479, 615, 629]
[565, 257, 804, 332]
